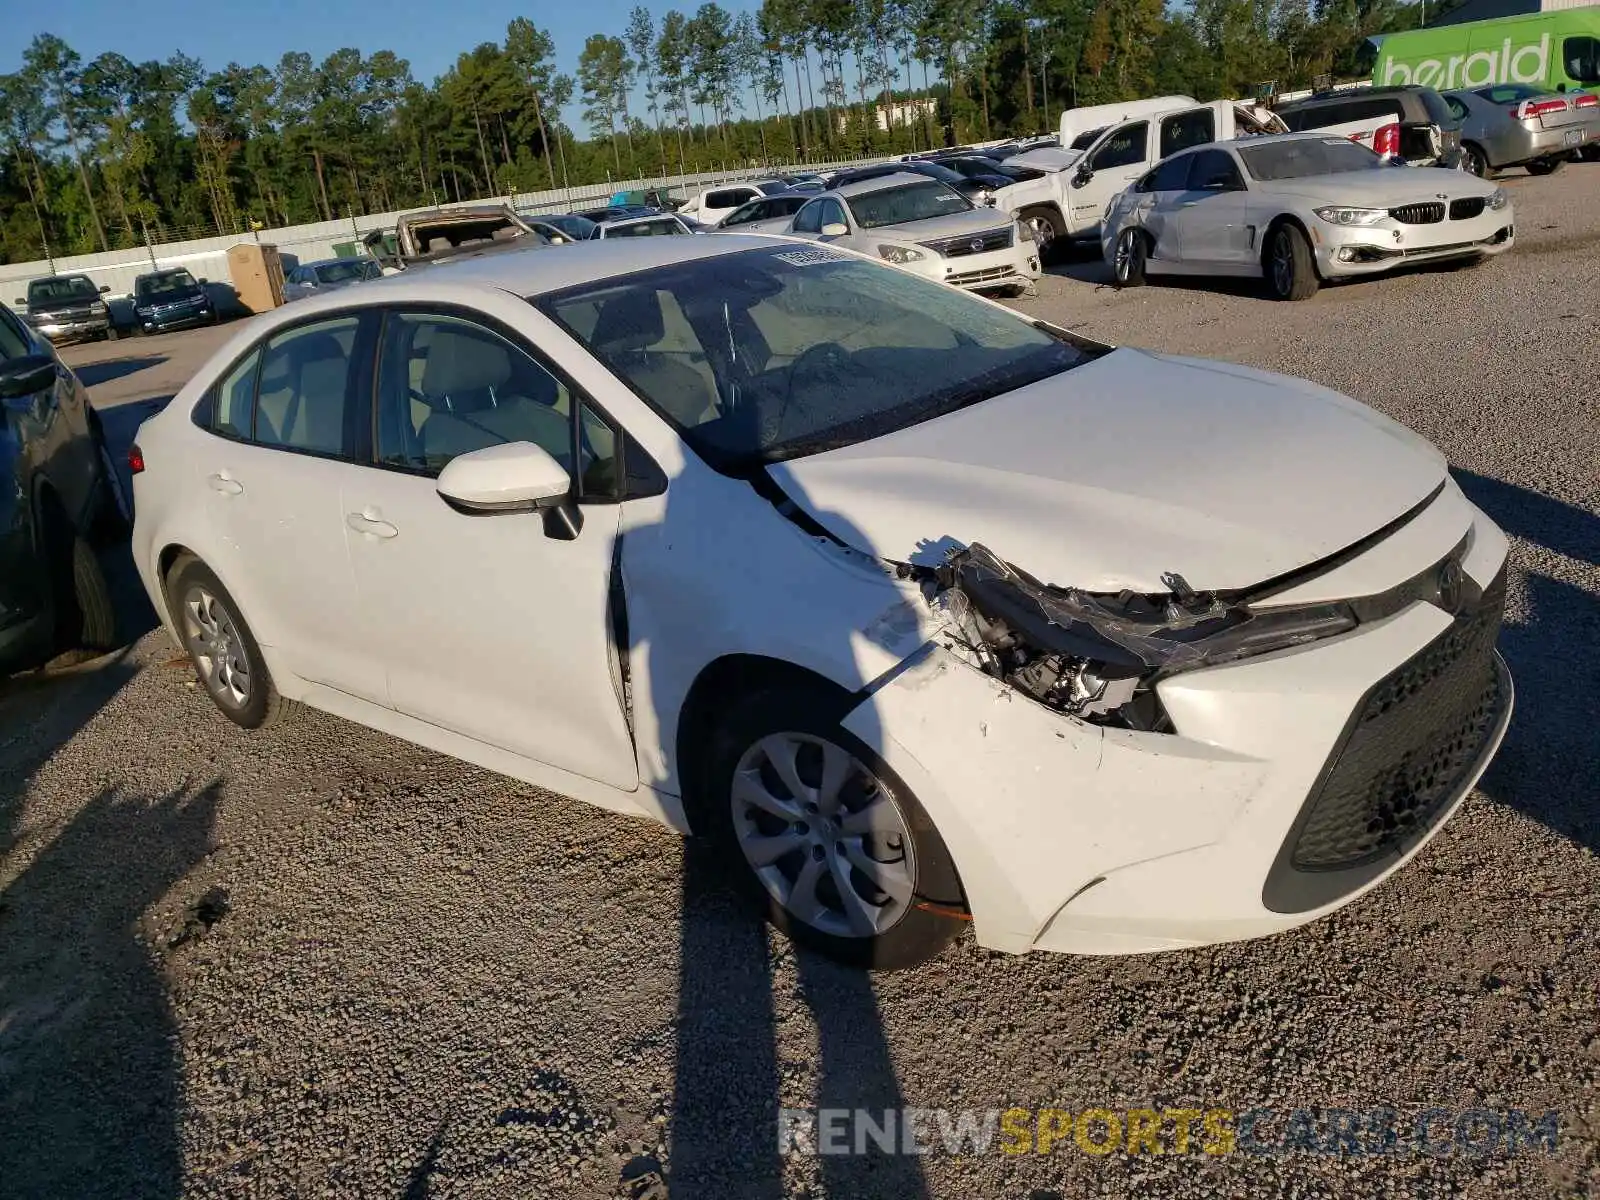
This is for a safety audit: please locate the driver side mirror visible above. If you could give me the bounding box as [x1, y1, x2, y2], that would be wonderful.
[0, 353, 57, 401]
[1072, 165, 1094, 188]
[820, 222, 849, 237]
[437, 442, 577, 532]
[98, 284, 110, 294]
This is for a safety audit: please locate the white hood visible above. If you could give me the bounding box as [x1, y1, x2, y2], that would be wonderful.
[767, 349, 1447, 594]
[1270, 169, 1498, 206]
[870, 207, 1015, 242]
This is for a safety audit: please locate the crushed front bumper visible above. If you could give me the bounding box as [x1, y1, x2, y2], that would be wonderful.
[842, 479, 1513, 955]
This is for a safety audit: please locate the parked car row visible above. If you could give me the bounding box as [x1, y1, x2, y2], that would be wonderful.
[9, 266, 225, 345]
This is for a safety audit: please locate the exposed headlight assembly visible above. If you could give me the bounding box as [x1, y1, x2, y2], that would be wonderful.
[1486, 187, 1510, 211]
[1314, 206, 1389, 226]
[935, 544, 1357, 730]
[878, 243, 926, 264]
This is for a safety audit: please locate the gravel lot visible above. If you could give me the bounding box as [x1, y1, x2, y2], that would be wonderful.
[2, 164, 1596, 1199]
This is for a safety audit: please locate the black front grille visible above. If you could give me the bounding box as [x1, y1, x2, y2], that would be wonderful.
[1289, 567, 1506, 874]
[1450, 197, 1485, 220]
[921, 227, 1014, 257]
[1390, 202, 1445, 224]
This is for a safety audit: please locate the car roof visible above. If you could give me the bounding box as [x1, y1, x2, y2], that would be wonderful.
[1203, 132, 1360, 151]
[1279, 85, 1425, 107]
[830, 172, 936, 198]
[393, 233, 772, 295]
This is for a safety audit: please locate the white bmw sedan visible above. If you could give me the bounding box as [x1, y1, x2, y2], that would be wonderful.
[1102, 134, 1513, 300]
[130, 236, 1513, 969]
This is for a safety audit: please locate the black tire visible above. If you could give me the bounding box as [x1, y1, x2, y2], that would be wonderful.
[166, 557, 296, 730]
[1461, 143, 1490, 178]
[1113, 228, 1148, 287]
[703, 686, 965, 970]
[1020, 206, 1067, 265]
[67, 535, 118, 651]
[105, 326, 120, 342]
[1525, 156, 1563, 176]
[1580, 144, 1600, 163]
[1265, 222, 1319, 301]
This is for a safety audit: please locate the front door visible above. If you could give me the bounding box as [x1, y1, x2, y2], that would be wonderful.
[343, 307, 639, 792]
[1168, 149, 1255, 270]
[1073, 119, 1153, 231]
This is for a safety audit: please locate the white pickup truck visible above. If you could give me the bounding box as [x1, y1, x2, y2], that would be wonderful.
[994, 98, 1288, 257]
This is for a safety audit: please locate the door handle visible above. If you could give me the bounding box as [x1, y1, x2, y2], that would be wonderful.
[346, 511, 398, 539]
[208, 472, 243, 495]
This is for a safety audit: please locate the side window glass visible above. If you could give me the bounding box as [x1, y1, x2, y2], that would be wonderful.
[376, 312, 575, 477]
[0, 306, 30, 359]
[1564, 36, 1600, 84]
[254, 317, 360, 455]
[577, 402, 620, 500]
[1186, 150, 1243, 191]
[1159, 108, 1215, 158]
[1446, 96, 1468, 119]
[213, 349, 260, 440]
[1149, 155, 1192, 192]
[820, 199, 847, 228]
[792, 201, 823, 233]
[1091, 122, 1149, 170]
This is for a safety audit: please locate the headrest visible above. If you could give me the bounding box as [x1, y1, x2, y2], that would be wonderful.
[591, 290, 665, 353]
[421, 327, 512, 396]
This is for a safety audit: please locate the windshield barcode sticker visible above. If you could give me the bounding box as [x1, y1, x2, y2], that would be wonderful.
[773, 248, 847, 267]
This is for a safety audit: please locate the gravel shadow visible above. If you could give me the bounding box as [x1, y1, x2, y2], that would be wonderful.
[73, 356, 168, 389]
[1456, 470, 1600, 856]
[0, 740, 223, 1198]
[671, 844, 929, 1199]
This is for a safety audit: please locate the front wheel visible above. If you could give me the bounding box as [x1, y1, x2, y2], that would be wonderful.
[1020, 206, 1067, 265]
[1461, 144, 1489, 178]
[705, 688, 966, 970]
[1266, 223, 1319, 301]
[1113, 228, 1148, 287]
[1525, 156, 1564, 176]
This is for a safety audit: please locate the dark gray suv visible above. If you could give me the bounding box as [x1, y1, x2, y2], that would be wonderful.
[0, 304, 124, 674]
[1276, 86, 1466, 170]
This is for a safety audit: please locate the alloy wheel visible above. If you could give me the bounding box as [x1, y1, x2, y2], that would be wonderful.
[1115, 230, 1138, 282]
[730, 732, 916, 939]
[181, 585, 251, 709]
[1028, 216, 1055, 250]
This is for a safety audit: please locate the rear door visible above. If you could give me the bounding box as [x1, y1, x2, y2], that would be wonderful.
[196, 312, 389, 705]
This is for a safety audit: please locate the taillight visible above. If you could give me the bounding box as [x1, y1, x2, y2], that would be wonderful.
[128, 443, 145, 475]
[1372, 122, 1401, 158]
[1513, 98, 1568, 119]
[1574, 92, 1598, 109]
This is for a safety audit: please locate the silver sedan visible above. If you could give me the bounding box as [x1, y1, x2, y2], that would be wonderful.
[1102, 133, 1513, 301]
[1442, 85, 1600, 176]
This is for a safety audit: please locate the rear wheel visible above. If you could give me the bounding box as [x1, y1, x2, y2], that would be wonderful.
[1113, 228, 1148, 287]
[167, 558, 295, 730]
[1525, 156, 1564, 176]
[42, 503, 117, 654]
[704, 687, 965, 970]
[1266, 223, 1319, 301]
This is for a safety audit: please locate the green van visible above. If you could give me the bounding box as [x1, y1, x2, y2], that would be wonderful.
[1374, 10, 1600, 94]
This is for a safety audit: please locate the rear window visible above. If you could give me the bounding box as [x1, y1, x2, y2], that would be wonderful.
[1417, 89, 1457, 126]
[706, 188, 754, 207]
[1476, 84, 1543, 104]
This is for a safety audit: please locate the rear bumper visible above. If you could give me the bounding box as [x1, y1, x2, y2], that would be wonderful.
[1496, 120, 1597, 163]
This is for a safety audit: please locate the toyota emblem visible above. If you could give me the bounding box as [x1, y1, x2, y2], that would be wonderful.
[970, 237, 984, 253]
[1437, 558, 1465, 614]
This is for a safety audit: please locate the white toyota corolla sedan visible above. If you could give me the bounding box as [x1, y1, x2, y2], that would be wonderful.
[130, 235, 1513, 969]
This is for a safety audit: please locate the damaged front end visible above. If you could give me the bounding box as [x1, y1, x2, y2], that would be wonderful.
[928, 544, 1357, 731]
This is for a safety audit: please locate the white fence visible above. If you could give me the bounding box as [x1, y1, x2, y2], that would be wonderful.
[0, 156, 888, 310]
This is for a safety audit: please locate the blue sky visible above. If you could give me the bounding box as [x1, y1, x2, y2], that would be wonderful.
[1, 0, 765, 128]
